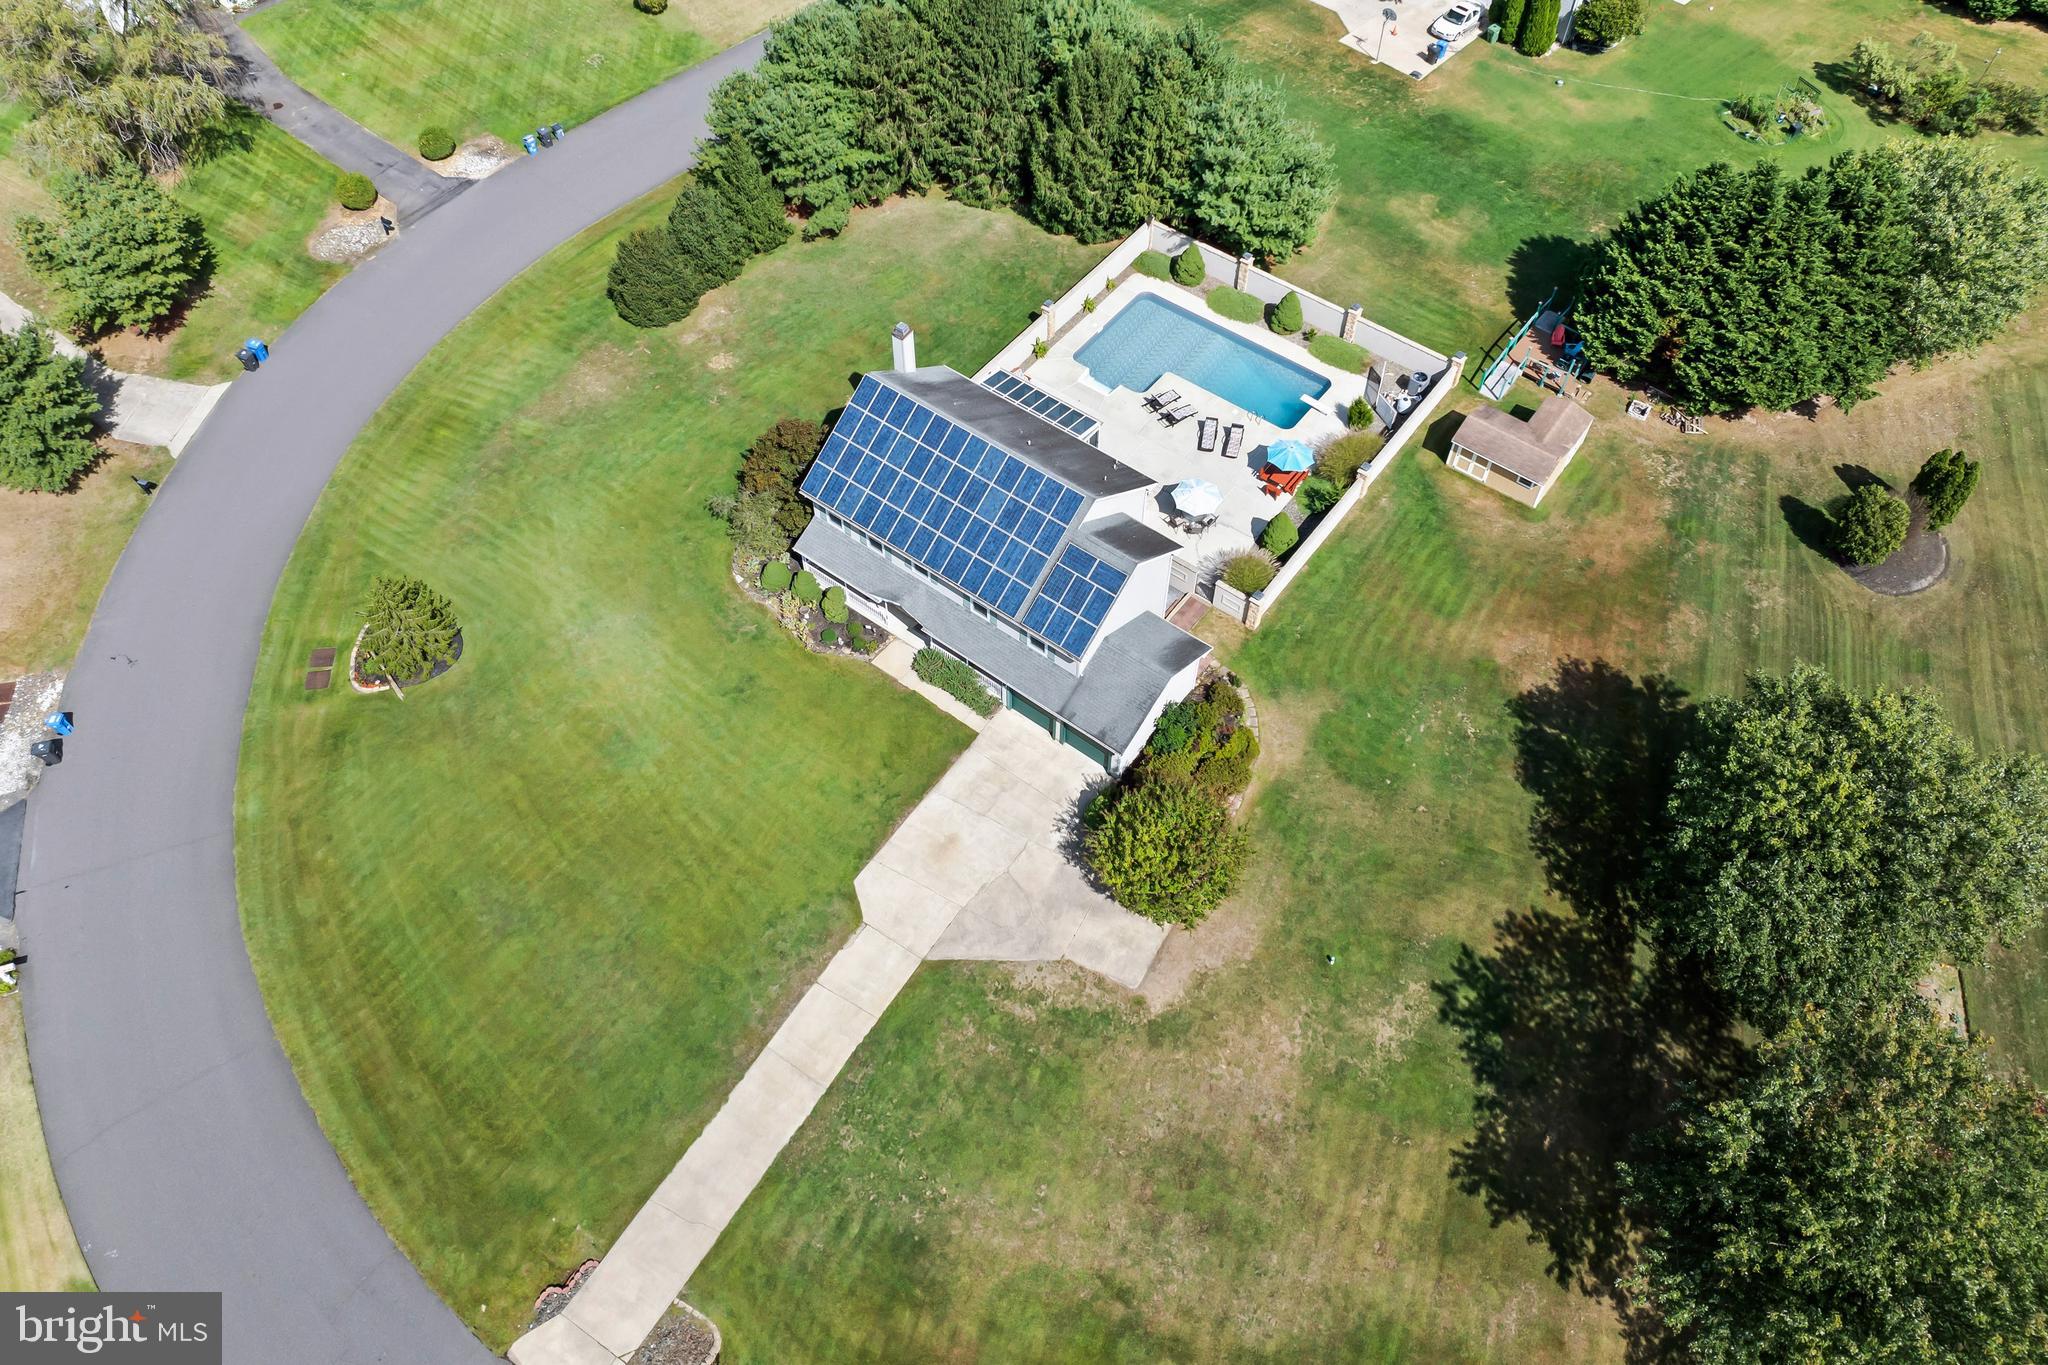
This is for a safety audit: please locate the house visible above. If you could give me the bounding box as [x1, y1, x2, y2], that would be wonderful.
[1445, 396, 1594, 507]
[793, 358, 1211, 771]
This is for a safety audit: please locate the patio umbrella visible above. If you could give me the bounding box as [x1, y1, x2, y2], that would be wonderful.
[1171, 479, 1223, 516]
[1267, 438, 1315, 472]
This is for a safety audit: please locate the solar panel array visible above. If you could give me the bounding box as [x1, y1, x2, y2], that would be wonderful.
[803, 376, 1089, 625]
[1022, 544, 1127, 657]
[980, 370, 1100, 440]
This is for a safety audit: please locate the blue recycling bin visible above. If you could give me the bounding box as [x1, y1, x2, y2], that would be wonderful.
[522, 133, 539, 156]
[44, 711, 74, 737]
[244, 337, 269, 362]
[1428, 39, 1448, 63]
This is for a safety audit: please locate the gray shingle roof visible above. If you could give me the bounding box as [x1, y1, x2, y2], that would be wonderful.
[794, 519, 1207, 756]
[1068, 513, 1178, 572]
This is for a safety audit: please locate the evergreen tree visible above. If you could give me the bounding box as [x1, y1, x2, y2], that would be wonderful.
[1912, 447, 1980, 529]
[705, 136, 791, 256]
[1516, 0, 1560, 55]
[606, 228, 697, 328]
[852, 3, 939, 202]
[913, 0, 1035, 208]
[1270, 289, 1303, 333]
[0, 322, 100, 493]
[1113, 20, 1227, 227]
[665, 177, 750, 288]
[1185, 80, 1336, 259]
[16, 162, 209, 335]
[0, 0, 232, 175]
[1832, 483, 1910, 564]
[1890, 139, 2048, 363]
[1806, 148, 1917, 408]
[1029, 38, 1140, 241]
[357, 576, 461, 685]
[1495, 0, 1529, 44]
[1655, 665, 2048, 1027]
[706, 2, 877, 221]
[1624, 1004, 2048, 1363]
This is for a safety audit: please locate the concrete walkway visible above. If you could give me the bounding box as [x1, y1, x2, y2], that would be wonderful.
[0, 290, 227, 454]
[510, 714, 1165, 1365]
[18, 36, 766, 1365]
[210, 16, 469, 221]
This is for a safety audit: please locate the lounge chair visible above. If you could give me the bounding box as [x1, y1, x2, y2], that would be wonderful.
[1159, 402, 1195, 426]
[1220, 423, 1245, 462]
[1144, 388, 1181, 410]
[1196, 416, 1219, 452]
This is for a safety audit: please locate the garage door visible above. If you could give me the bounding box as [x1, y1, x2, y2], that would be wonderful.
[1007, 690, 1057, 736]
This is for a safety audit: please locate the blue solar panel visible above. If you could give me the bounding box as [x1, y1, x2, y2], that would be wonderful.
[799, 377, 1092, 628]
[979, 370, 1101, 440]
[1014, 545, 1127, 658]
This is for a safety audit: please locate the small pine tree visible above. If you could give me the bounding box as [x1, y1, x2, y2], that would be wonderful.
[1171, 246, 1206, 286]
[1911, 448, 1980, 530]
[708, 136, 791, 256]
[1832, 484, 1911, 565]
[1496, 0, 1529, 42]
[607, 228, 698, 328]
[16, 163, 209, 335]
[666, 177, 750, 287]
[1517, 0, 1561, 54]
[357, 575, 461, 684]
[1270, 290, 1303, 334]
[0, 323, 100, 493]
[1260, 513, 1299, 556]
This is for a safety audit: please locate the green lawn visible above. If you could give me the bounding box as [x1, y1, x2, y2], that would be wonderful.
[0, 103, 346, 382]
[243, 0, 807, 149]
[234, 192, 1100, 1350]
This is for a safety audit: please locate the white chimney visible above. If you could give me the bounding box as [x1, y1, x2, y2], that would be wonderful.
[891, 321, 915, 371]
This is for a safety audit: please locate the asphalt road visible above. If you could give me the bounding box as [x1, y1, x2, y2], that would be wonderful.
[17, 36, 764, 1365]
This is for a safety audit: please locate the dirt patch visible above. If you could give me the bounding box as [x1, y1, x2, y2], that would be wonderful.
[90, 327, 175, 374]
[307, 195, 398, 264]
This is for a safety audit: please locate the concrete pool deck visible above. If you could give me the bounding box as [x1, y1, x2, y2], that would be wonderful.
[995, 277, 1368, 562]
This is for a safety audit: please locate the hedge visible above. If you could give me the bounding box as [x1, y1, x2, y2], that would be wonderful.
[1206, 286, 1263, 325]
[792, 569, 822, 604]
[1134, 249, 1172, 281]
[911, 647, 999, 716]
[1171, 246, 1206, 286]
[1309, 333, 1370, 373]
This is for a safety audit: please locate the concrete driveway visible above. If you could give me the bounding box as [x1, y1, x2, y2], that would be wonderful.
[865, 712, 1168, 988]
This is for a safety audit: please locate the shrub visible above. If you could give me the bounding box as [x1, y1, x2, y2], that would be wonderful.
[357, 575, 460, 684]
[607, 228, 697, 328]
[760, 560, 793, 593]
[1572, 0, 1645, 47]
[1032, 339, 1050, 359]
[1148, 700, 1201, 755]
[820, 623, 842, 646]
[1495, 0, 1529, 40]
[821, 585, 848, 623]
[1832, 484, 1911, 565]
[16, 164, 209, 335]
[1134, 249, 1172, 281]
[738, 417, 824, 541]
[1311, 334, 1371, 374]
[1270, 289, 1304, 334]
[336, 172, 378, 211]
[1260, 513, 1299, 557]
[804, 197, 850, 240]
[1086, 781, 1249, 926]
[1517, 0, 1561, 55]
[417, 125, 456, 161]
[1912, 448, 1980, 530]
[635, 0, 669, 11]
[1143, 746, 1201, 785]
[792, 569, 823, 605]
[1221, 550, 1279, 595]
[1171, 246, 1207, 286]
[1082, 295, 1097, 314]
[0, 323, 100, 493]
[1197, 725, 1260, 795]
[911, 647, 999, 716]
[1299, 476, 1343, 516]
[1346, 396, 1374, 429]
[1206, 286, 1264, 324]
[1318, 431, 1384, 485]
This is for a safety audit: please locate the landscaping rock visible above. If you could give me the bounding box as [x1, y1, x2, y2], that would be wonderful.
[309, 220, 390, 263]
[442, 137, 516, 181]
[0, 672, 64, 797]
[629, 1303, 720, 1365]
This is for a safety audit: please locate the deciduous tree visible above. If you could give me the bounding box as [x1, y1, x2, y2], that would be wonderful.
[1655, 665, 2048, 1027]
[1623, 1004, 2048, 1363]
[1087, 779, 1248, 925]
[0, 322, 99, 493]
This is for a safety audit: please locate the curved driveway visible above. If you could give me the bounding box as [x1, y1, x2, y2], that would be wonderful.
[18, 37, 763, 1365]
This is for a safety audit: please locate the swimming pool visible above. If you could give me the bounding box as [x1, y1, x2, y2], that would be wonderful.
[1074, 293, 1332, 427]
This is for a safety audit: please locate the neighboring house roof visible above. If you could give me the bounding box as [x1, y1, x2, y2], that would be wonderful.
[1450, 398, 1594, 486]
[794, 520, 1207, 755]
[800, 368, 1159, 659]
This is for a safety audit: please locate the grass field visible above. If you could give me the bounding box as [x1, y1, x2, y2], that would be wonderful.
[244, 0, 808, 149]
[234, 192, 1099, 1349]
[0, 998, 92, 1293]
[0, 103, 346, 383]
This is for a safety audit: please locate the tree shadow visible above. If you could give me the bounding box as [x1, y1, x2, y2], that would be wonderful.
[1810, 60, 1906, 126]
[1779, 494, 1838, 561]
[1505, 234, 1600, 321]
[1833, 462, 1890, 493]
[1435, 659, 1741, 1361]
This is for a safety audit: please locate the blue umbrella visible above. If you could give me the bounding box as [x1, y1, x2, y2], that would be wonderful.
[1267, 439, 1315, 472]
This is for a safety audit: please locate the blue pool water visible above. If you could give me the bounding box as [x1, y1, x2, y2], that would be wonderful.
[1074, 293, 1331, 427]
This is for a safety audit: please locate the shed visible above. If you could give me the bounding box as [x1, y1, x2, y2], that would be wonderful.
[1446, 397, 1594, 507]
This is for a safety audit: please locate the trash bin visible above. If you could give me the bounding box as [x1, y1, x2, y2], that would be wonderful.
[550, 122, 565, 140]
[44, 712, 73, 737]
[1428, 38, 1448, 62]
[29, 738, 61, 766]
[235, 347, 259, 373]
[522, 133, 539, 156]
[244, 337, 269, 363]
[1485, 21, 1501, 41]
[536, 126, 555, 148]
